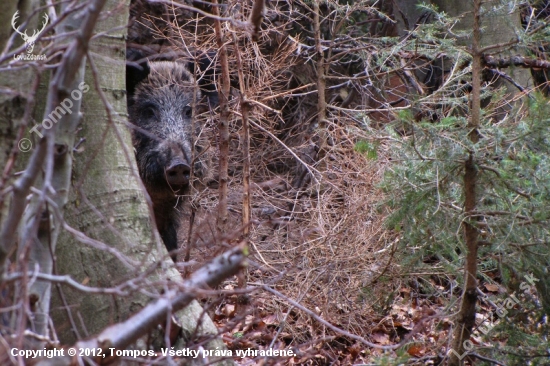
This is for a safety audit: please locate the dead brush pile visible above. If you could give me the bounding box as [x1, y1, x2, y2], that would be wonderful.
[129, 0, 404, 362]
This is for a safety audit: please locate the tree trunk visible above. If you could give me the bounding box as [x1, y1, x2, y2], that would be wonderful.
[431, 0, 532, 89]
[49, 3, 231, 362]
[16, 0, 98, 343]
[448, 0, 481, 364]
[0, 0, 42, 257]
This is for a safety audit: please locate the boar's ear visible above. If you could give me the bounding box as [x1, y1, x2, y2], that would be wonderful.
[126, 48, 150, 104]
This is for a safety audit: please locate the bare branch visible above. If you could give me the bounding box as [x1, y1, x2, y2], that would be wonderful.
[32, 247, 246, 365]
[212, 0, 230, 232]
[262, 285, 404, 350]
[249, 0, 264, 40]
[484, 55, 550, 70]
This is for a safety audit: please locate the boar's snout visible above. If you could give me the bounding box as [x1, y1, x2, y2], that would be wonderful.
[166, 160, 191, 190]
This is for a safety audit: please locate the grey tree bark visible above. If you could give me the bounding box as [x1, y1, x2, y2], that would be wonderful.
[0, 0, 41, 249]
[430, 0, 533, 89]
[49, 2, 232, 362]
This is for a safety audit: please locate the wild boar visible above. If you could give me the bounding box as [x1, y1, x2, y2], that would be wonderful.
[127, 59, 201, 258]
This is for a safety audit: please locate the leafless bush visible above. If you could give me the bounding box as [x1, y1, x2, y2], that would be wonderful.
[129, 0, 407, 362]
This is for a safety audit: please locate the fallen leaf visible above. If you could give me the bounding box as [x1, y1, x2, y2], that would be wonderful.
[484, 283, 500, 292]
[407, 344, 425, 357]
[372, 331, 390, 345]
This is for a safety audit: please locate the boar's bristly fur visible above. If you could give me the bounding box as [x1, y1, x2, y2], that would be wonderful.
[128, 60, 201, 259]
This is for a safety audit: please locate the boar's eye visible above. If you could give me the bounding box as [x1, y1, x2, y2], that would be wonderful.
[182, 105, 192, 118]
[142, 103, 157, 119]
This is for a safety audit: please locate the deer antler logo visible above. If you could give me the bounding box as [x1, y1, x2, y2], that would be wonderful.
[11, 11, 49, 54]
